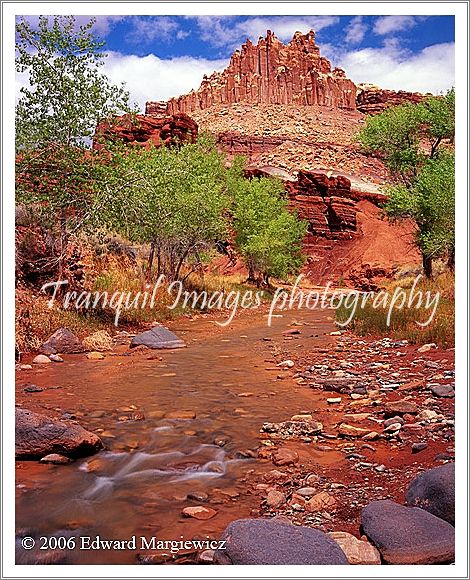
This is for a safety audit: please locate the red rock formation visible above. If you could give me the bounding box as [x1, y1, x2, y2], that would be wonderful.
[93, 113, 198, 149]
[356, 85, 425, 115]
[146, 30, 356, 116]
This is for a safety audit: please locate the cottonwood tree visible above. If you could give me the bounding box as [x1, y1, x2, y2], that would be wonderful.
[357, 89, 455, 277]
[15, 15, 131, 279]
[98, 136, 231, 281]
[231, 173, 306, 286]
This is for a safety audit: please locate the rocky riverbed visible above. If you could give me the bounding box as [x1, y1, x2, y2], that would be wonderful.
[15, 307, 454, 565]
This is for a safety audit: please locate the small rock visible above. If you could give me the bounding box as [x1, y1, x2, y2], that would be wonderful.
[430, 384, 455, 398]
[362, 431, 379, 441]
[182, 506, 217, 520]
[383, 416, 404, 428]
[295, 487, 317, 498]
[266, 490, 286, 509]
[305, 491, 337, 512]
[198, 549, 215, 563]
[327, 397, 342, 404]
[187, 491, 209, 502]
[328, 531, 381, 565]
[411, 442, 428, 454]
[384, 423, 402, 433]
[86, 352, 105, 360]
[49, 354, 64, 362]
[417, 343, 437, 353]
[23, 384, 44, 393]
[338, 423, 370, 437]
[384, 400, 418, 416]
[165, 410, 196, 420]
[32, 355, 51, 364]
[417, 409, 439, 422]
[40, 453, 71, 464]
[277, 359, 294, 368]
[272, 448, 299, 466]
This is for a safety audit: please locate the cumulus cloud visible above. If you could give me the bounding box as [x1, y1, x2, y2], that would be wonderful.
[101, 52, 226, 112]
[330, 42, 454, 94]
[345, 16, 368, 44]
[192, 15, 339, 49]
[373, 15, 424, 35]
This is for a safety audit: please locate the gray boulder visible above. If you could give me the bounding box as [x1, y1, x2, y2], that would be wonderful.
[15, 408, 103, 459]
[405, 463, 455, 525]
[130, 325, 185, 349]
[361, 500, 454, 564]
[40, 327, 84, 354]
[213, 518, 349, 565]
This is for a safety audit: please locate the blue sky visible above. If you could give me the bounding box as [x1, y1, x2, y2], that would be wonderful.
[17, 15, 455, 112]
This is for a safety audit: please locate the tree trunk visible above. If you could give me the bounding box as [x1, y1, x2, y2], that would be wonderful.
[447, 246, 455, 271]
[422, 253, 433, 278]
[147, 242, 155, 281]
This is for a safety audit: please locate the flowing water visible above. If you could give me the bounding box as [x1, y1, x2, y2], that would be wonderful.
[16, 308, 337, 564]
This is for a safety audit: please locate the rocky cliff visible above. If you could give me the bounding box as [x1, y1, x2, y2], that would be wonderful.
[147, 30, 357, 116]
[356, 85, 425, 115]
[93, 113, 197, 149]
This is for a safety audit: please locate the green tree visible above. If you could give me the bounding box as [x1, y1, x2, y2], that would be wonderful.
[98, 136, 230, 281]
[15, 15, 131, 280]
[231, 174, 306, 285]
[357, 89, 455, 277]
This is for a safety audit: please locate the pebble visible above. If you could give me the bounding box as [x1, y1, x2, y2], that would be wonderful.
[417, 343, 437, 353]
[327, 397, 342, 404]
[277, 359, 294, 368]
[86, 352, 105, 360]
[305, 491, 337, 512]
[23, 384, 44, 393]
[40, 454, 71, 464]
[295, 487, 318, 498]
[266, 490, 287, 509]
[182, 506, 217, 520]
[49, 354, 64, 362]
[411, 442, 428, 453]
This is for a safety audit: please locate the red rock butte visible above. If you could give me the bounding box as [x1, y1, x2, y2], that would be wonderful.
[146, 30, 357, 116]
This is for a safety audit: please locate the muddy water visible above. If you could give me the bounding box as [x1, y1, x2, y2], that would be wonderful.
[16, 308, 337, 564]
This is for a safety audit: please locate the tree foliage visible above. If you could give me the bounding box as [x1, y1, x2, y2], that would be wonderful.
[97, 136, 231, 281]
[357, 89, 455, 276]
[231, 170, 306, 284]
[15, 16, 132, 279]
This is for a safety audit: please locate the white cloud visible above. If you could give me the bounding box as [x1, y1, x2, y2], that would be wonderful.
[332, 42, 454, 94]
[373, 16, 423, 35]
[193, 16, 339, 49]
[102, 52, 226, 112]
[124, 16, 189, 45]
[345, 16, 367, 44]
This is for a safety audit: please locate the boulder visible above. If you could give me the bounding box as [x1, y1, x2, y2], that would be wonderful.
[15, 408, 103, 459]
[405, 463, 455, 525]
[130, 326, 185, 349]
[40, 328, 85, 354]
[328, 531, 381, 564]
[213, 519, 349, 565]
[361, 500, 454, 564]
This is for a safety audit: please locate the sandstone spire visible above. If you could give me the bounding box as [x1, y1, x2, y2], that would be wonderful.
[146, 30, 357, 116]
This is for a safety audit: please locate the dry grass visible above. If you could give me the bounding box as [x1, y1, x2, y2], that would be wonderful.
[82, 330, 114, 351]
[336, 272, 455, 347]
